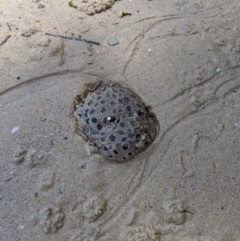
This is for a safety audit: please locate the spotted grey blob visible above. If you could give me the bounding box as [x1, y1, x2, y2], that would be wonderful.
[74, 83, 158, 162]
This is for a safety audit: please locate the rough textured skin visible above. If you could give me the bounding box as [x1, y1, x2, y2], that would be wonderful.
[79, 0, 116, 15]
[74, 82, 158, 162]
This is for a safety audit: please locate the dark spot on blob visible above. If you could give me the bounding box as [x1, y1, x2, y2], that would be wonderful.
[88, 100, 93, 106]
[86, 118, 89, 124]
[124, 97, 130, 103]
[123, 144, 128, 150]
[97, 96, 102, 100]
[90, 109, 95, 115]
[108, 155, 113, 158]
[118, 130, 125, 135]
[103, 117, 107, 124]
[113, 150, 118, 155]
[145, 141, 149, 145]
[95, 103, 98, 107]
[128, 153, 132, 156]
[110, 101, 115, 106]
[118, 99, 123, 104]
[103, 146, 108, 151]
[136, 103, 141, 108]
[123, 157, 126, 160]
[128, 133, 134, 138]
[121, 137, 126, 142]
[143, 127, 148, 133]
[136, 133, 141, 139]
[109, 135, 116, 142]
[101, 107, 106, 113]
[97, 124, 102, 130]
[120, 122, 125, 127]
[78, 113, 82, 117]
[92, 117, 97, 123]
[101, 137, 105, 141]
[126, 105, 132, 112]
[91, 129, 99, 135]
[137, 110, 144, 116]
[101, 100, 106, 104]
[112, 94, 116, 98]
[109, 116, 116, 122]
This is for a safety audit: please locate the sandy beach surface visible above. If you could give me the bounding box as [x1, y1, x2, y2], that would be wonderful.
[1, 0, 240, 240]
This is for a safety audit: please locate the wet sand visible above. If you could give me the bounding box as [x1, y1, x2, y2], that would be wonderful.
[0, 0, 240, 240]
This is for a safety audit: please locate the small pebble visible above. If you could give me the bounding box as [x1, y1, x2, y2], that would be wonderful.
[108, 37, 119, 46]
[85, 145, 91, 156]
[19, 225, 24, 230]
[38, 4, 45, 8]
[11, 126, 19, 133]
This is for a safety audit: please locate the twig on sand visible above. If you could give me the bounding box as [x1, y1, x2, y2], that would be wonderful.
[0, 35, 11, 46]
[45, 32, 100, 46]
[7, 22, 11, 31]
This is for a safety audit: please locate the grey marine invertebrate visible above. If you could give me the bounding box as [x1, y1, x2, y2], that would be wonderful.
[74, 82, 158, 162]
